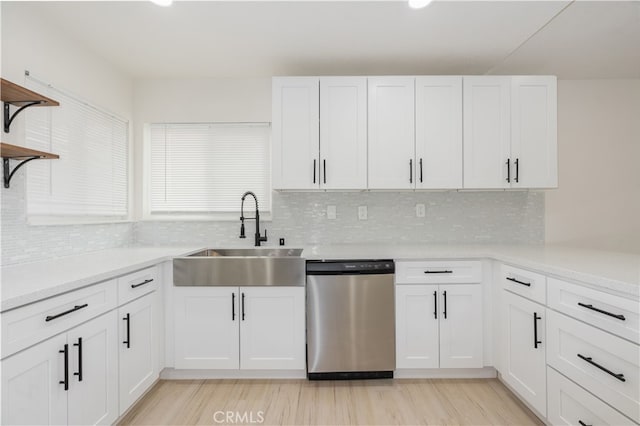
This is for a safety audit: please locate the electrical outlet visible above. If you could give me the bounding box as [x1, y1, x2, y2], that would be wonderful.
[327, 205, 337, 220]
[416, 203, 426, 218]
[358, 205, 368, 220]
[279, 238, 285, 246]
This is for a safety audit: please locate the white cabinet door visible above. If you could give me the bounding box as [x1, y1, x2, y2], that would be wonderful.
[240, 287, 305, 370]
[368, 77, 415, 189]
[415, 76, 463, 189]
[463, 76, 511, 189]
[502, 291, 546, 416]
[395, 284, 439, 369]
[320, 77, 367, 190]
[174, 287, 239, 369]
[119, 293, 156, 415]
[439, 284, 483, 368]
[511, 76, 558, 189]
[1, 334, 68, 425]
[272, 77, 319, 190]
[67, 311, 118, 426]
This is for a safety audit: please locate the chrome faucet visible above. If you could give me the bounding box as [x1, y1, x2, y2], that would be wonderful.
[239, 191, 267, 247]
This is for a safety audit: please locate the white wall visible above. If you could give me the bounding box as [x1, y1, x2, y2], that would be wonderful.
[545, 80, 640, 253]
[1, 3, 135, 265]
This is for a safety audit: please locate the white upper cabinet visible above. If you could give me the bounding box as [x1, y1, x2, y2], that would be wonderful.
[463, 76, 512, 189]
[415, 76, 463, 189]
[511, 76, 558, 188]
[320, 77, 368, 190]
[272, 77, 319, 190]
[368, 77, 416, 189]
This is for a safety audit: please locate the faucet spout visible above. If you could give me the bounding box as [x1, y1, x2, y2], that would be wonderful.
[240, 191, 268, 247]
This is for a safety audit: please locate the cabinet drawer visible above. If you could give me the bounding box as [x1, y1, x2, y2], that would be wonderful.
[548, 277, 639, 343]
[547, 310, 640, 423]
[117, 266, 158, 305]
[548, 367, 636, 426]
[395, 261, 481, 284]
[501, 264, 546, 304]
[1, 280, 117, 359]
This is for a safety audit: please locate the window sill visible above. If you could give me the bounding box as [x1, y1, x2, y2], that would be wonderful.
[27, 216, 134, 226]
[141, 212, 273, 222]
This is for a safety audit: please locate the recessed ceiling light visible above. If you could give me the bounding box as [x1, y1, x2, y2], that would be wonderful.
[408, 0, 433, 9]
[150, 0, 173, 7]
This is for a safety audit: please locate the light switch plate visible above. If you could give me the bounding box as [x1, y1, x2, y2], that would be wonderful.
[416, 203, 426, 218]
[358, 205, 368, 220]
[327, 205, 337, 220]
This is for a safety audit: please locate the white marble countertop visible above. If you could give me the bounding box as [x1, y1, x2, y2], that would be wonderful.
[2, 244, 638, 312]
[1, 246, 203, 312]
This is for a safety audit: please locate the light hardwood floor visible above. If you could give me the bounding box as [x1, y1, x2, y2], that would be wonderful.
[118, 379, 542, 426]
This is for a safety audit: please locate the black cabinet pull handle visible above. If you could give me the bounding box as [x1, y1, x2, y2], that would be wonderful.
[514, 158, 519, 183]
[506, 158, 511, 183]
[73, 337, 83, 382]
[241, 292, 246, 321]
[419, 158, 423, 183]
[232, 292, 236, 321]
[123, 313, 130, 348]
[323, 159, 326, 184]
[577, 354, 626, 382]
[578, 421, 592, 426]
[424, 270, 453, 274]
[533, 312, 542, 348]
[131, 278, 153, 289]
[59, 343, 69, 391]
[443, 290, 447, 319]
[506, 277, 531, 287]
[577, 302, 626, 321]
[313, 159, 316, 184]
[409, 159, 413, 184]
[46, 303, 88, 322]
[433, 291, 438, 319]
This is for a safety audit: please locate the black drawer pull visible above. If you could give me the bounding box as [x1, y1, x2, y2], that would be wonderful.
[424, 270, 453, 274]
[123, 313, 131, 348]
[577, 354, 626, 382]
[506, 277, 531, 287]
[131, 278, 154, 289]
[578, 421, 591, 426]
[73, 337, 83, 382]
[313, 159, 316, 184]
[59, 343, 69, 391]
[533, 312, 542, 349]
[577, 303, 626, 321]
[241, 292, 246, 321]
[506, 158, 511, 183]
[45, 303, 88, 322]
[433, 291, 437, 319]
[443, 290, 447, 319]
[409, 159, 413, 184]
[232, 292, 236, 321]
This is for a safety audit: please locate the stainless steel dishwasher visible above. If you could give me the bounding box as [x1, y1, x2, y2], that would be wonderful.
[306, 259, 395, 380]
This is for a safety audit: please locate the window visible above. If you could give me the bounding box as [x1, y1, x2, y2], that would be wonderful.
[25, 76, 129, 221]
[146, 123, 270, 219]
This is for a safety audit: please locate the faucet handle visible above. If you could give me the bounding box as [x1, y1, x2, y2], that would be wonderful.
[261, 228, 268, 242]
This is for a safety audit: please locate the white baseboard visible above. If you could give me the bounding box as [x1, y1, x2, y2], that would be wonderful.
[394, 367, 497, 379]
[160, 368, 307, 380]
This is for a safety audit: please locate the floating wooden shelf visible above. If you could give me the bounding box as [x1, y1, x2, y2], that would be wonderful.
[2, 77, 60, 133]
[1, 142, 59, 188]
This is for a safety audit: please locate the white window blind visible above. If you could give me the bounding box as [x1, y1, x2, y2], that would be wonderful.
[25, 76, 128, 218]
[149, 123, 271, 214]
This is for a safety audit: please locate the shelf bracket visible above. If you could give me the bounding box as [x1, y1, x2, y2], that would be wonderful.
[4, 101, 44, 133]
[3, 156, 40, 188]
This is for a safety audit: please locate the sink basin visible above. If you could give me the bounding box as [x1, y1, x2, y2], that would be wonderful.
[188, 248, 303, 257]
[174, 248, 305, 287]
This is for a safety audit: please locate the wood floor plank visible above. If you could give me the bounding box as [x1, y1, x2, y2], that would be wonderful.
[118, 378, 543, 426]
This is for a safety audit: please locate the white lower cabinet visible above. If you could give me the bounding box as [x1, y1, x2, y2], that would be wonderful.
[174, 286, 305, 371]
[396, 284, 482, 369]
[1, 311, 118, 426]
[119, 292, 157, 415]
[547, 367, 636, 426]
[501, 290, 546, 416]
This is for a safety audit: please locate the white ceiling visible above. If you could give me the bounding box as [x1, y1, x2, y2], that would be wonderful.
[6, 0, 640, 79]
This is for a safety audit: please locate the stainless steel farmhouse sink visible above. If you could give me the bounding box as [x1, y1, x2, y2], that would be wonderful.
[173, 248, 305, 287]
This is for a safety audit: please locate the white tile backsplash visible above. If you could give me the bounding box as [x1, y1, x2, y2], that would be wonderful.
[2, 181, 544, 265]
[135, 191, 544, 247]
